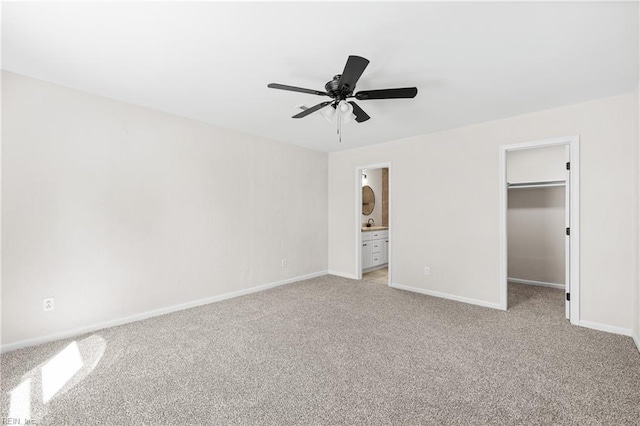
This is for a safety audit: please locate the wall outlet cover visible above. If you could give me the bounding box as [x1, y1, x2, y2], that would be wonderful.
[43, 297, 54, 311]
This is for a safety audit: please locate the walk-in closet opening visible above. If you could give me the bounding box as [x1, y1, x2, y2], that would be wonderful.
[499, 136, 580, 324]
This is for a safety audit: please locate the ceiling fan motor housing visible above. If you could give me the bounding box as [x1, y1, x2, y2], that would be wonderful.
[325, 74, 353, 100]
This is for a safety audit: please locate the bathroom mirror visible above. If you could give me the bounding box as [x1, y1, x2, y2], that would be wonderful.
[362, 185, 375, 215]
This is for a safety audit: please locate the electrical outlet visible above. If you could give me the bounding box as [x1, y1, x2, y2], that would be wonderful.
[424, 267, 430, 275]
[281, 259, 287, 268]
[43, 297, 54, 311]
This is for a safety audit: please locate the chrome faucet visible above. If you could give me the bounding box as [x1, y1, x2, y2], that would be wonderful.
[367, 218, 375, 227]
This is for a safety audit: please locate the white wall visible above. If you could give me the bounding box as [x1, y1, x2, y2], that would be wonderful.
[636, 44, 640, 351]
[328, 92, 638, 332]
[507, 145, 566, 183]
[1, 71, 328, 347]
[361, 168, 382, 226]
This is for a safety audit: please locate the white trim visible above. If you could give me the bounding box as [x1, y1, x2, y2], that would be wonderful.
[500, 135, 579, 152]
[499, 135, 580, 323]
[569, 137, 581, 324]
[578, 320, 633, 337]
[390, 283, 502, 310]
[387, 165, 393, 288]
[564, 143, 571, 320]
[499, 147, 507, 310]
[1, 270, 328, 354]
[507, 277, 565, 290]
[633, 333, 640, 354]
[328, 270, 358, 280]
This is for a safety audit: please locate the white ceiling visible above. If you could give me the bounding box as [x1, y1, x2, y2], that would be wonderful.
[2, 2, 638, 152]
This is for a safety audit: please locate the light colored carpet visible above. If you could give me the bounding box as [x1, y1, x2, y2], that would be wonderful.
[2, 276, 639, 425]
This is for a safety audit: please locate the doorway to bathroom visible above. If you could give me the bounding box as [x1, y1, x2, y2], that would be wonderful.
[356, 162, 392, 285]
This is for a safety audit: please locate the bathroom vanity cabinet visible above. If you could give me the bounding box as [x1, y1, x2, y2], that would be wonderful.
[362, 230, 388, 271]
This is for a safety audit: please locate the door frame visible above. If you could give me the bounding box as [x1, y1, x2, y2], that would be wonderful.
[356, 162, 393, 285]
[499, 135, 580, 324]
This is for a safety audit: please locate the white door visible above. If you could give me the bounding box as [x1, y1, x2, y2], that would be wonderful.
[565, 145, 571, 320]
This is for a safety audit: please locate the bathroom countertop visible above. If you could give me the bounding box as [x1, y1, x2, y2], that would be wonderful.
[361, 226, 389, 232]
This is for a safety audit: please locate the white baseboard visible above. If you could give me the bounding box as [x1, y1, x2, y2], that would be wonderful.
[578, 320, 633, 337]
[389, 283, 502, 310]
[508, 277, 565, 290]
[1, 270, 328, 354]
[328, 270, 358, 280]
[634, 333, 640, 354]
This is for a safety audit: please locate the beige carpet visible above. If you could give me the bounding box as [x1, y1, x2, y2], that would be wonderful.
[1, 276, 639, 425]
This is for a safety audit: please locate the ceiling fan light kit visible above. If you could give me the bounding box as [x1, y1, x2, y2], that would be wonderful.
[268, 55, 418, 142]
[320, 105, 335, 122]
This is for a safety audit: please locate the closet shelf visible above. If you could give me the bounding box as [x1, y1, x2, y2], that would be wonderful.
[508, 180, 565, 189]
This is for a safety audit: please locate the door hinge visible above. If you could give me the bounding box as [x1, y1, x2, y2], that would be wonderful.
[566, 162, 570, 170]
[566, 293, 570, 301]
[566, 227, 570, 236]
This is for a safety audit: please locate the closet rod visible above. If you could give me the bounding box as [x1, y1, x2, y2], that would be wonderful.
[508, 180, 565, 189]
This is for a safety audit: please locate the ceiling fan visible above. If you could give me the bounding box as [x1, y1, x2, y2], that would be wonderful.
[267, 55, 417, 140]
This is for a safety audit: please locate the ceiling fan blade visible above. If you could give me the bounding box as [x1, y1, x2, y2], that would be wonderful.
[348, 101, 370, 123]
[292, 101, 333, 119]
[337, 56, 370, 92]
[268, 83, 328, 96]
[355, 87, 418, 100]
